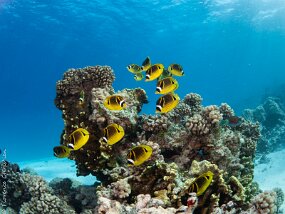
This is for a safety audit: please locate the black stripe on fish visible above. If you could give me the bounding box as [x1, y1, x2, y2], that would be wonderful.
[156, 105, 162, 112]
[68, 143, 74, 149]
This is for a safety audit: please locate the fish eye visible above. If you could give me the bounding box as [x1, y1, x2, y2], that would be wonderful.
[156, 87, 161, 92]
[156, 105, 162, 112]
[146, 75, 150, 79]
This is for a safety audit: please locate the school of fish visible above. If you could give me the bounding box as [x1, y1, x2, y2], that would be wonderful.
[54, 57, 214, 197]
[127, 56, 183, 114]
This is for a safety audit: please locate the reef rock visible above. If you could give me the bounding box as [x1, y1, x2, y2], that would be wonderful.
[4, 65, 283, 214]
[244, 96, 285, 157]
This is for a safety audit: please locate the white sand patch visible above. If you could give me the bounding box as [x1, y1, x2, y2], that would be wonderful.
[18, 157, 96, 185]
[254, 149, 285, 211]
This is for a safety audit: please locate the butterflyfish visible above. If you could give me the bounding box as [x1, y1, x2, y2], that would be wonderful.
[155, 77, 179, 94]
[103, 95, 126, 111]
[141, 56, 151, 71]
[156, 93, 180, 113]
[100, 123, 125, 145]
[127, 64, 143, 74]
[187, 171, 214, 196]
[127, 145, 153, 166]
[145, 64, 164, 81]
[134, 73, 144, 81]
[168, 64, 184, 76]
[67, 128, 90, 150]
[78, 90, 85, 106]
[53, 145, 70, 158]
[158, 69, 173, 81]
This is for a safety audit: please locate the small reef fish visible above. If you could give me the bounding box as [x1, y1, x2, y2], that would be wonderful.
[67, 128, 90, 150]
[158, 69, 173, 81]
[78, 90, 85, 106]
[100, 123, 125, 145]
[127, 64, 143, 74]
[145, 64, 164, 81]
[156, 77, 179, 94]
[220, 116, 242, 127]
[127, 145, 153, 166]
[168, 64, 184, 76]
[228, 116, 242, 127]
[53, 145, 70, 158]
[141, 56, 151, 71]
[156, 93, 180, 113]
[134, 72, 144, 81]
[187, 171, 214, 196]
[103, 95, 126, 111]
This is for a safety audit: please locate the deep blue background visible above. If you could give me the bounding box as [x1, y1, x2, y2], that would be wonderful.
[1, 0, 285, 161]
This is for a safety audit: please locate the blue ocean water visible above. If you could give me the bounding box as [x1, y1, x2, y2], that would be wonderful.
[1, 0, 285, 162]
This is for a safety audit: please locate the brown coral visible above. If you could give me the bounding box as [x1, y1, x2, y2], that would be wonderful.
[51, 65, 280, 214]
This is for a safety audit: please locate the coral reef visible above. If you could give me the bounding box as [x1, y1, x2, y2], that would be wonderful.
[4, 65, 283, 213]
[243, 96, 285, 157]
[0, 161, 76, 213]
[248, 191, 278, 214]
[53, 65, 273, 213]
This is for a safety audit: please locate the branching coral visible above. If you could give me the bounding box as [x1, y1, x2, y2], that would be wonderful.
[51, 65, 283, 213]
[184, 93, 203, 114]
[219, 103, 235, 119]
[0, 161, 77, 213]
[249, 191, 277, 214]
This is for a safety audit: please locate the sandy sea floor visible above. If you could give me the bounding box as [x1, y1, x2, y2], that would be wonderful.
[18, 157, 95, 185]
[254, 149, 285, 211]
